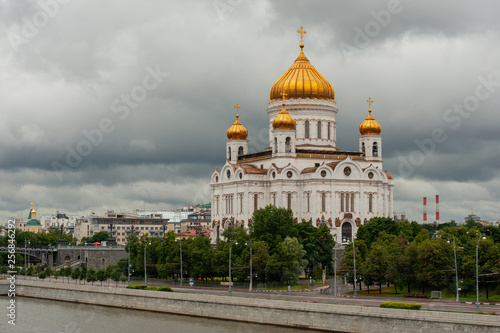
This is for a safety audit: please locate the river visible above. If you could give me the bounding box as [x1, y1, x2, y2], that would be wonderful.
[1, 296, 308, 333]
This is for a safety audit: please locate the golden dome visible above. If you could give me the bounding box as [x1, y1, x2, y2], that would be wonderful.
[270, 27, 335, 102]
[272, 99, 296, 130]
[359, 98, 382, 135]
[227, 104, 248, 140]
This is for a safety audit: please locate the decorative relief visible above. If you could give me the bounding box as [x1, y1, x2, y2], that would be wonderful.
[328, 218, 332, 227]
[293, 218, 298, 224]
[248, 218, 253, 225]
[335, 217, 341, 227]
[355, 217, 361, 227]
[343, 213, 353, 219]
[316, 218, 320, 227]
[287, 171, 293, 178]
[364, 218, 368, 225]
[344, 167, 351, 176]
[321, 170, 327, 177]
[241, 220, 245, 227]
[368, 172, 374, 179]
[268, 98, 336, 108]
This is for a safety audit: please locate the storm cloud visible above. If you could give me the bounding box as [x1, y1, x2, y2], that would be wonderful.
[1, 0, 499, 222]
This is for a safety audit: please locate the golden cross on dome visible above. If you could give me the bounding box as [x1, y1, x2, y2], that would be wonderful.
[366, 97, 373, 111]
[234, 103, 240, 117]
[297, 26, 307, 46]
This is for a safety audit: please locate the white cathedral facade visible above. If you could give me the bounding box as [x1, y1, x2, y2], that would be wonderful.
[210, 29, 394, 244]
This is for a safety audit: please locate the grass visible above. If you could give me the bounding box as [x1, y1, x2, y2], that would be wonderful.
[347, 285, 500, 301]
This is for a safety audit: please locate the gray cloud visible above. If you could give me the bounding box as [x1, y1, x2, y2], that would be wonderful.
[1, 0, 499, 223]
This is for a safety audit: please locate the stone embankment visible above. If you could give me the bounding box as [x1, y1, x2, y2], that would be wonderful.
[10, 280, 500, 333]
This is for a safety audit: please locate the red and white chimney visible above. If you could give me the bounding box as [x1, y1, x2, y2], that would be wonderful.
[423, 197, 427, 222]
[436, 195, 440, 222]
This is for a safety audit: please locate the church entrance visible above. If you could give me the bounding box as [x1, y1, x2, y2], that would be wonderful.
[341, 222, 352, 243]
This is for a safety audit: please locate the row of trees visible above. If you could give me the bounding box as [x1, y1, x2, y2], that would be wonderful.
[341, 218, 500, 296]
[124, 205, 334, 285]
[0, 263, 127, 286]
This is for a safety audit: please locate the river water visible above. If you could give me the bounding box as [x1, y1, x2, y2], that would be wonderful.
[0, 296, 307, 333]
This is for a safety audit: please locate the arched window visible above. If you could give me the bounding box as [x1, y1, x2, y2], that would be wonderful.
[317, 121, 322, 138]
[345, 193, 350, 212]
[287, 193, 292, 210]
[305, 121, 310, 138]
[341, 222, 352, 243]
[340, 193, 344, 212]
[285, 137, 291, 153]
[274, 137, 278, 153]
[321, 192, 326, 212]
[228, 146, 231, 159]
[238, 146, 244, 156]
[368, 193, 373, 213]
[328, 122, 331, 139]
[362, 142, 365, 155]
[373, 142, 378, 157]
[254, 194, 258, 212]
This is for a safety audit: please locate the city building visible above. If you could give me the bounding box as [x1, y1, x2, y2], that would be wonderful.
[178, 212, 211, 234]
[74, 211, 171, 245]
[210, 29, 394, 244]
[43, 212, 78, 234]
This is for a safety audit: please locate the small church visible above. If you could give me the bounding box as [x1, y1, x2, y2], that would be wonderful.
[210, 27, 394, 244]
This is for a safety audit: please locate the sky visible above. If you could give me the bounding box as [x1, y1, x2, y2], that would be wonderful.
[1, 0, 499, 224]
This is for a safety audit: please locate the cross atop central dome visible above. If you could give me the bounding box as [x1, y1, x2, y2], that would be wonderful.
[269, 26, 335, 102]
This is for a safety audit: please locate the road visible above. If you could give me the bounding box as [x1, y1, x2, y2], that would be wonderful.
[170, 284, 500, 314]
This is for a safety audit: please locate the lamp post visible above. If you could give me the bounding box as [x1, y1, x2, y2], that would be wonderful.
[333, 242, 341, 303]
[126, 225, 136, 283]
[178, 238, 183, 286]
[249, 239, 253, 293]
[475, 231, 485, 311]
[24, 238, 27, 269]
[448, 237, 459, 302]
[229, 239, 236, 296]
[144, 240, 151, 286]
[353, 236, 357, 297]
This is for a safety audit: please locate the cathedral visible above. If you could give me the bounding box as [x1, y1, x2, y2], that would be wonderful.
[210, 28, 394, 244]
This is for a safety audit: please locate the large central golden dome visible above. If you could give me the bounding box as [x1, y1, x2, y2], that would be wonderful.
[270, 40, 335, 102]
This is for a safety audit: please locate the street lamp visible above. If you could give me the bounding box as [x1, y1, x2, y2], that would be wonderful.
[447, 237, 459, 302]
[475, 231, 486, 311]
[249, 240, 253, 293]
[353, 236, 357, 297]
[228, 239, 236, 296]
[144, 240, 151, 286]
[179, 238, 183, 286]
[333, 242, 341, 303]
[126, 225, 136, 283]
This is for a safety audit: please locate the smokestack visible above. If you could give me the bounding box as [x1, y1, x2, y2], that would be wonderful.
[436, 195, 440, 221]
[423, 197, 427, 222]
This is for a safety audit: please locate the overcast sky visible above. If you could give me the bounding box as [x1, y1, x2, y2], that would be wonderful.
[1, 0, 499, 224]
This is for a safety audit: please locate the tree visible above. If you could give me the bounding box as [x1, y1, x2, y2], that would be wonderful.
[362, 242, 389, 294]
[417, 240, 453, 292]
[356, 217, 399, 248]
[251, 205, 297, 254]
[86, 268, 97, 285]
[71, 268, 80, 283]
[96, 269, 107, 286]
[265, 237, 307, 286]
[111, 268, 123, 287]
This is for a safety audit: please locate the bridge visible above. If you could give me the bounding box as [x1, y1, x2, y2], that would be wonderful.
[0, 244, 127, 269]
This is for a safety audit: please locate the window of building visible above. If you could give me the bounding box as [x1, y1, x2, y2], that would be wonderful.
[240, 196, 243, 214]
[317, 121, 322, 138]
[340, 193, 344, 212]
[362, 142, 365, 155]
[238, 146, 244, 156]
[328, 122, 331, 139]
[368, 193, 373, 213]
[287, 193, 292, 210]
[373, 142, 378, 157]
[307, 193, 310, 213]
[351, 194, 355, 213]
[285, 137, 291, 153]
[345, 193, 350, 212]
[274, 137, 278, 153]
[321, 192, 326, 212]
[228, 146, 231, 159]
[254, 194, 258, 212]
[305, 120, 310, 138]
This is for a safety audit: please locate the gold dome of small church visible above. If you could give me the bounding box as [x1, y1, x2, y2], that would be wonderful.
[359, 97, 382, 135]
[226, 104, 248, 140]
[269, 26, 335, 102]
[272, 95, 296, 130]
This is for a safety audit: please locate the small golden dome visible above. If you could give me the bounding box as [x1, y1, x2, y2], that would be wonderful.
[227, 104, 248, 140]
[359, 98, 382, 135]
[270, 27, 335, 102]
[272, 99, 296, 130]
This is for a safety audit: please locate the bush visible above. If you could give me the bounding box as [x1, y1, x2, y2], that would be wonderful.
[487, 312, 496, 315]
[156, 286, 174, 292]
[126, 284, 147, 289]
[379, 302, 422, 310]
[145, 286, 158, 290]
